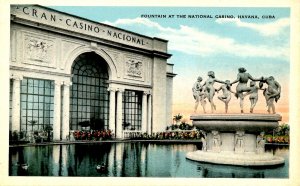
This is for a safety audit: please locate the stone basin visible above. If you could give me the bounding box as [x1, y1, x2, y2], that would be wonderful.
[190, 114, 282, 133]
[187, 113, 284, 166]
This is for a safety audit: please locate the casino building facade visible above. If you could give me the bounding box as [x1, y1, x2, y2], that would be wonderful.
[9, 5, 176, 140]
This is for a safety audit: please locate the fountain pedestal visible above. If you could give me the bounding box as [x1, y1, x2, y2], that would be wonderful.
[186, 114, 285, 166]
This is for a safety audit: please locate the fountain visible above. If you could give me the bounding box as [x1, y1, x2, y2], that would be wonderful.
[186, 68, 284, 166]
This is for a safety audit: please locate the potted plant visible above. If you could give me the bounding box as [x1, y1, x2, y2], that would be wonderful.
[28, 120, 37, 131]
[173, 113, 183, 125]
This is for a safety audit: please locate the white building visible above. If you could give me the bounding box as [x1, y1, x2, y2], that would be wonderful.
[9, 5, 176, 140]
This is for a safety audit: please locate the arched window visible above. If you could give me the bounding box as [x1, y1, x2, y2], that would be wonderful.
[70, 52, 109, 130]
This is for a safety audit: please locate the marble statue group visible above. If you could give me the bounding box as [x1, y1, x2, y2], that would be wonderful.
[192, 67, 281, 114]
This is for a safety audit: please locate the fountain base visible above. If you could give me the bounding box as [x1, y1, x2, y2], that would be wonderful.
[187, 114, 284, 166]
[186, 150, 284, 166]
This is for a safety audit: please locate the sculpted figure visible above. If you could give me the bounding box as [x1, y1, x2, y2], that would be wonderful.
[256, 132, 265, 154]
[203, 71, 225, 113]
[235, 131, 245, 153]
[261, 76, 281, 114]
[231, 67, 262, 113]
[244, 81, 260, 113]
[216, 80, 235, 113]
[212, 130, 221, 152]
[192, 76, 207, 113]
[201, 136, 207, 151]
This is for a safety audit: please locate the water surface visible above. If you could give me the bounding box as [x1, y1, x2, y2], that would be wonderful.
[9, 142, 289, 178]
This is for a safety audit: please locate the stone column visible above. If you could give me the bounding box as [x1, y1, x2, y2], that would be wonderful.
[147, 94, 152, 135]
[53, 80, 62, 141]
[141, 92, 148, 133]
[116, 88, 124, 139]
[11, 76, 22, 132]
[62, 81, 71, 140]
[108, 87, 116, 137]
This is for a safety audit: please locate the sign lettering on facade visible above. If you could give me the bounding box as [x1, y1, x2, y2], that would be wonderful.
[11, 5, 152, 50]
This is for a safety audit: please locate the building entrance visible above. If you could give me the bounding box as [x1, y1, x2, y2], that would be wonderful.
[70, 52, 109, 130]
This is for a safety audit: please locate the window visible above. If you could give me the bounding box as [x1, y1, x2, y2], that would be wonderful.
[122, 90, 142, 130]
[70, 52, 109, 130]
[20, 78, 54, 131]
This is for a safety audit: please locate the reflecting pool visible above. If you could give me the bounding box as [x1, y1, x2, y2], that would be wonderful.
[9, 142, 289, 178]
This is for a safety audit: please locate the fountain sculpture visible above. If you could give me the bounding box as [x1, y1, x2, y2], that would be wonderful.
[187, 68, 284, 166]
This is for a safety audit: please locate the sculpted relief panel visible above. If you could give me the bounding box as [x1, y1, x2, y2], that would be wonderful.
[124, 55, 147, 82]
[126, 59, 143, 78]
[26, 38, 52, 61]
[23, 33, 56, 67]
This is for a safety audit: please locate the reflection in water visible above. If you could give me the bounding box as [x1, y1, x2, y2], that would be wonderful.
[196, 163, 266, 178]
[193, 145, 289, 178]
[9, 143, 288, 178]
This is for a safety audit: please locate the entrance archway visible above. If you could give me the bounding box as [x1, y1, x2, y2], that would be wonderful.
[70, 52, 109, 130]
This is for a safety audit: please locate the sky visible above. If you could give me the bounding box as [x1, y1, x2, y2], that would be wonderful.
[49, 6, 290, 124]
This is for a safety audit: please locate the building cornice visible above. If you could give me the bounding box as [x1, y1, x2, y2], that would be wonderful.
[11, 5, 172, 59]
[10, 65, 72, 78]
[12, 17, 172, 60]
[108, 80, 152, 89]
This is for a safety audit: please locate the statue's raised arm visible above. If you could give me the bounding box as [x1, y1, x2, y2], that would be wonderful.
[230, 73, 241, 85]
[214, 78, 226, 84]
[248, 73, 263, 82]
